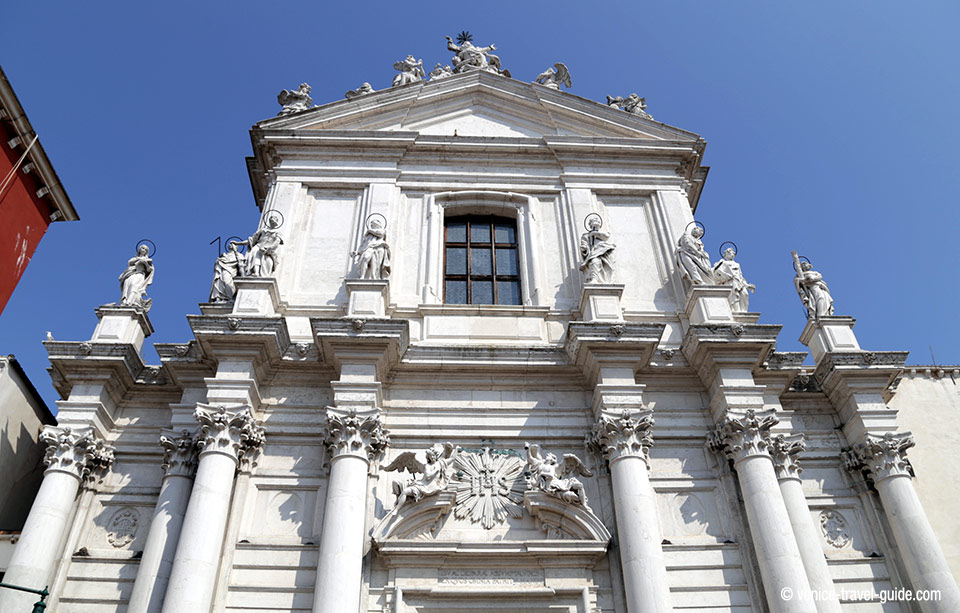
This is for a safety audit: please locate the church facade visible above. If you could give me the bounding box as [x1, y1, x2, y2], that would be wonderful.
[1, 46, 958, 613]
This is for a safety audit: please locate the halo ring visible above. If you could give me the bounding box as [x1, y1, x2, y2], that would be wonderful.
[365, 213, 387, 230]
[225, 236, 247, 253]
[684, 220, 706, 236]
[136, 239, 156, 257]
[264, 210, 284, 229]
[583, 213, 603, 231]
[718, 241, 738, 257]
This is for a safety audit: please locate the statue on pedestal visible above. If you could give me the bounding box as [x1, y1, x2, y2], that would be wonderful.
[384, 442, 460, 515]
[579, 214, 616, 284]
[351, 215, 391, 280]
[676, 222, 714, 285]
[209, 242, 245, 303]
[277, 83, 312, 115]
[119, 243, 154, 312]
[535, 63, 571, 90]
[793, 251, 834, 319]
[392, 55, 425, 87]
[239, 212, 284, 278]
[713, 244, 755, 312]
[446, 33, 506, 75]
[524, 442, 592, 507]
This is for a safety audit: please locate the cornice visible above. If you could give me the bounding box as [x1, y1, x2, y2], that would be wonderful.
[564, 322, 665, 386]
[680, 323, 782, 377]
[311, 318, 409, 379]
[186, 314, 292, 378]
[44, 340, 178, 400]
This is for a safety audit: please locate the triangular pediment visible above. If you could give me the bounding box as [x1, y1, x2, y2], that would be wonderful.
[258, 70, 700, 142]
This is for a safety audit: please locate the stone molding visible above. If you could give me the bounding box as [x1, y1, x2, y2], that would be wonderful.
[770, 433, 805, 481]
[323, 408, 389, 463]
[855, 431, 915, 483]
[812, 351, 908, 387]
[588, 409, 655, 465]
[194, 403, 265, 465]
[708, 409, 779, 464]
[160, 428, 199, 477]
[40, 426, 115, 481]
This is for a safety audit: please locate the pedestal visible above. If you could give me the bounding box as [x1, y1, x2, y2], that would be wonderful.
[683, 285, 735, 325]
[91, 305, 154, 352]
[346, 279, 389, 317]
[232, 277, 282, 316]
[578, 283, 624, 322]
[798, 316, 861, 363]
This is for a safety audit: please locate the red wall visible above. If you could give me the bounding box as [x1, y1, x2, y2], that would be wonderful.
[0, 126, 51, 314]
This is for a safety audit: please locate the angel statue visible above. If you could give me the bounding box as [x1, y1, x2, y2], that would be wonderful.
[676, 223, 714, 285]
[429, 63, 453, 81]
[392, 55, 425, 87]
[535, 63, 572, 90]
[383, 443, 460, 515]
[524, 443, 592, 507]
[606, 94, 653, 120]
[345, 82, 375, 99]
[351, 216, 391, 280]
[446, 35, 505, 75]
[579, 215, 616, 284]
[713, 246, 755, 312]
[792, 251, 834, 319]
[119, 244, 154, 312]
[277, 83, 312, 116]
[239, 212, 284, 278]
[209, 241, 246, 303]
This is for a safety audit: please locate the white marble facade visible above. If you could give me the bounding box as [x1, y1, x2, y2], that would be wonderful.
[5, 67, 959, 613]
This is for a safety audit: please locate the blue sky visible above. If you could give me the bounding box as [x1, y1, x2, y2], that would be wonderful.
[1, 2, 958, 410]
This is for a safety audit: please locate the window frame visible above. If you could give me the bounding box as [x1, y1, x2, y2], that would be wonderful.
[443, 215, 521, 305]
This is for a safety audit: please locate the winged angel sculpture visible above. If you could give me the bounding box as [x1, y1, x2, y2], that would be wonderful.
[524, 443, 592, 507]
[383, 442, 460, 515]
[277, 83, 312, 115]
[392, 55, 425, 87]
[535, 63, 572, 90]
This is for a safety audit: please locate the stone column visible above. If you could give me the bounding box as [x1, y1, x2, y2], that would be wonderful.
[0, 426, 113, 612]
[160, 405, 264, 613]
[771, 434, 842, 613]
[312, 408, 388, 613]
[589, 410, 672, 613]
[853, 432, 960, 612]
[710, 410, 816, 613]
[128, 429, 198, 613]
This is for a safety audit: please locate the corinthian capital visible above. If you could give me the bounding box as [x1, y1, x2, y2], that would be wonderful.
[160, 428, 199, 477]
[588, 409, 655, 465]
[770, 433, 805, 481]
[855, 431, 915, 483]
[194, 403, 265, 465]
[40, 426, 115, 481]
[323, 408, 388, 463]
[708, 409, 779, 464]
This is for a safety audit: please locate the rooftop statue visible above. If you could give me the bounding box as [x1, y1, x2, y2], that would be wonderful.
[793, 251, 834, 319]
[383, 443, 460, 515]
[392, 55, 425, 87]
[535, 63, 572, 90]
[345, 82, 375, 99]
[238, 211, 284, 278]
[118, 243, 154, 312]
[429, 63, 453, 81]
[277, 83, 312, 116]
[676, 222, 715, 285]
[351, 215, 391, 280]
[209, 241, 245, 303]
[445, 34, 507, 76]
[524, 442, 593, 508]
[606, 93, 653, 120]
[579, 214, 616, 284]
[713, 244, 755, 312]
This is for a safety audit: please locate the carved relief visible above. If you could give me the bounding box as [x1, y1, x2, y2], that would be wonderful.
[40, 426, 115, 481]
[451, 447, 525, 529]
[819, 510, 851, 549]
[524, 443, 592, 507]
[383, 443, 459, 515]
[323, 408, 388, 462]
[589, 409, 655, 464]
[106, 507, 140, 548]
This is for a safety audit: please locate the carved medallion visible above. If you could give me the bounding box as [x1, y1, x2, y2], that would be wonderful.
[819, 510, 851, 548]
[451, 447, 525, 529]
[107, 507, 140, 548]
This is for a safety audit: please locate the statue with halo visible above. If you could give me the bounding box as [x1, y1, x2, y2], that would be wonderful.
[792, 251, 834, 319]
[579, 214, 616, 284]
[351, 214, 391, 280]
[238, 211, 284, 278]
[118, 241, 155, 312]
[676, 221, 714, 285]
[713, 242, 755, 312]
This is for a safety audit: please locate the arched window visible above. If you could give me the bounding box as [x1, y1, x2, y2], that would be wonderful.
[444, 215, 521, 305]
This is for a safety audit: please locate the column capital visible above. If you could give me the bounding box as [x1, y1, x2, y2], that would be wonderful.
[708, 409, 779, 464]
[160, 428, 200, 477]
[323, 408, 389, 463]
[39, 425, 115, 482]
[770, 433, 805, 481]
[855, 431, 915, 483]
[194, 403, 265, 466]
[588, 409, 655, 465]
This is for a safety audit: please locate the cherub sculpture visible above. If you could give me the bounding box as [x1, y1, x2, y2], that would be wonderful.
[535, 63, 572, 90]
[524, 442, 592, 507]
[792, 251, 834, 319]
[429, 63, 454, 81]
[383, 442, 460, 514]
[606, 94, 653, 119]
[446, 35, 505, 75]
[392, 55, 425, 87]
[345, 82, 375, 99]
[277, 83, 312, 116]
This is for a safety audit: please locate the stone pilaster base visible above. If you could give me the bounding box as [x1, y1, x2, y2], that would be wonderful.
[799, 316, 860, 363]
[346, 279, 389, 317]
[683, 285, 734, 325]
[91, 306, 154, 352]
[232, 277, 282, 316]
[578, 283, 624, 322]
